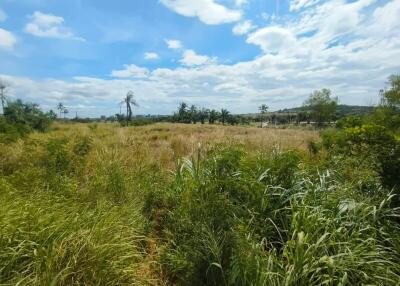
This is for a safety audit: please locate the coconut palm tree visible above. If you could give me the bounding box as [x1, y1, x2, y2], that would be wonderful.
[57, 103, 64, 118]
[208, 109, 219, 124]
[220, 108, 230, 125]
[121, 91, 139, 124]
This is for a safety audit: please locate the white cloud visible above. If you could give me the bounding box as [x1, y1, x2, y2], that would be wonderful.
[1, 0, 400, 116]
[0, 8, 6, 22]
[165, 39, 182, 49]
[371, 0, 400, 35]
[144, 52, 160, 60]
[160, 0, 241, 25]
[233, 20, 256, 35]
[179, 49, 216, 66]
[24, 11, 84, 41]
[246, 26, 297, 53]
[235, 0, 249, 7]
[290, 0, 320, 11]
[110, 64, 149, 78]
[0, 28, 16, 50]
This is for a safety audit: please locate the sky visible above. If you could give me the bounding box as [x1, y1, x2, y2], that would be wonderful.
[0, 0, 399, 117]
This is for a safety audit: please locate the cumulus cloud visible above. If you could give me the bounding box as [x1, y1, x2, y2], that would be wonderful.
[233, 20, 257, 35]
[24, 11, 84, 41]
[235, 0, 249, 7]
[1, 0, 399, 116]
[165, 39, 182, 49]
[246, 26, 297, 53]
[0, 28, 16, 50]
[144, 52, 160, 60]
[110, 64, 149, 78]
[160, 0, 241, 25]
[179, 49, 216, 66]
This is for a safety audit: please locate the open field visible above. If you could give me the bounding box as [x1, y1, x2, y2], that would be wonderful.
[1, 122, 399, 285]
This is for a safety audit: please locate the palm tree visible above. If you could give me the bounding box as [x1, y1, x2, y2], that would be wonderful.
[57, 102, 64, 118]
[220, 108, 230, 125]
[208, 109, 219, 124]
[189, 105, 198, 124]
[121, 91, 139, 124]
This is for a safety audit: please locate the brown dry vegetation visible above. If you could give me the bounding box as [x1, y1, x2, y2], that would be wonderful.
[51, 122, 318, 170]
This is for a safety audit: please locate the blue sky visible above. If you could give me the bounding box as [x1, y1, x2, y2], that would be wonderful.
[0, 0, 399, 117]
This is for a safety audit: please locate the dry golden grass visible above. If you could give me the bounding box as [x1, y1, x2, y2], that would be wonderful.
[47, 122, 318, 171]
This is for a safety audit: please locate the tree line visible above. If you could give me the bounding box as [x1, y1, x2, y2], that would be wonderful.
[1, 75, 398, 131]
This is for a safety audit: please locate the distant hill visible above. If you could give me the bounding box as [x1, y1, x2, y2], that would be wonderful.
[279, 104, 375, 118]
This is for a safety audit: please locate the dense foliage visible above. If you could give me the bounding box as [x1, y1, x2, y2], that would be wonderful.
[144, 144, 399, 285]
[0, 99, 55, 142]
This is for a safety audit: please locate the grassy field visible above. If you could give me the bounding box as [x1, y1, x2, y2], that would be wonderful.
[1, 122, 399, 285]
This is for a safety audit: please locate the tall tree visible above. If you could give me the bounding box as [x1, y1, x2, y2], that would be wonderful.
[122, 91, 139, 124]
[220, 109, 230, 125]
[304, 89, 338, 127]
[380, 74, 400, 108]
[57, 103, 64, 119]
[178, 102, 188, 117]
[189, 105, 198, 124]
[258, 104, 269, 127]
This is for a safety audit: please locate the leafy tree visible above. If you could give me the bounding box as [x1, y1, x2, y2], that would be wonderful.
[226, 115, 239, 125]
[189, 105, 198, 124]
[220, 109, 230, 125]
[258, 104, 269, 127]
[3, 99, 53, 133]
[380, 74, 400, 108]
[178, 102, 188, 117]
[48, 110, 57, 120]
[304, 88, 338, 127]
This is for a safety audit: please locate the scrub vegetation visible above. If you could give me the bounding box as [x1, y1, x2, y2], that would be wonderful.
[0, 75, 399, 285]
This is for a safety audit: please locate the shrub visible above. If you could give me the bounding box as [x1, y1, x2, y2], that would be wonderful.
[336, 114, 365, 129]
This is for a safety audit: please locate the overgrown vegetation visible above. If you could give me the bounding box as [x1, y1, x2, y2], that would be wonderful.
[0, 99, 55, 142]
[1, 76, 399, 285]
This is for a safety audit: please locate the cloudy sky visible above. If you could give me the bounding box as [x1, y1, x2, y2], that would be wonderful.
[0, 0, 399, 117]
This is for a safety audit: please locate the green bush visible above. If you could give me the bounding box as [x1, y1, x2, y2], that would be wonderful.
[322, 124, 400, 188]
[0, 100, 54, 142]
[336, 115, 365, 129]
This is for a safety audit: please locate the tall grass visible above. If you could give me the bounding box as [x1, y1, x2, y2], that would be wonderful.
[1, 122, 399, 285]
[145, 145, 400, 285]
[0, 124, 161, 285]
